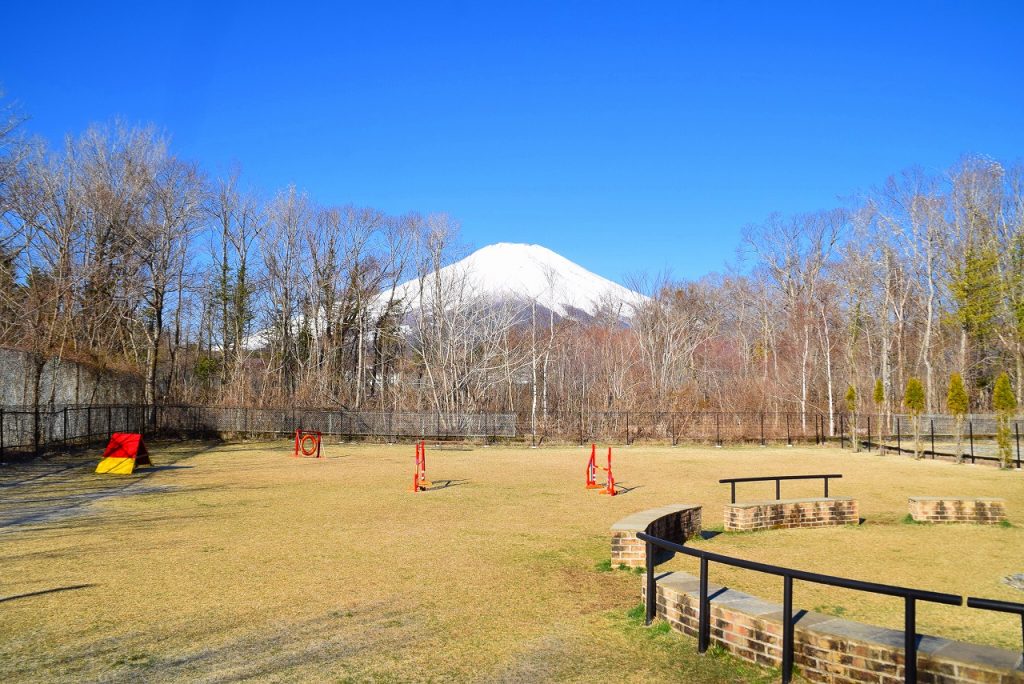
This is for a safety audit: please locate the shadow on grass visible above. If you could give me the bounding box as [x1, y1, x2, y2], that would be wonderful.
[0, 441, 221, 531]
[0, 583, 96, 603]
[427, 479, 469, 490]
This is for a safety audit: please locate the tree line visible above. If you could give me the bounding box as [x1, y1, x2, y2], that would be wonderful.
[0, 96, 1020, 446]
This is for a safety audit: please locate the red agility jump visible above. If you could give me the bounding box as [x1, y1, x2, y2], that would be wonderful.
[585, 444, 617, 496]
[409, 440, 432, 492]
[293, 429, 323, 458]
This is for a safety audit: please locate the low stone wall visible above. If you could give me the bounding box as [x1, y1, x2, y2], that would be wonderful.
[909, 497, 1008, 524]
[610, 505, 702, 568]
[643, 571, 1024, 684]
[725, 496, 858, 532]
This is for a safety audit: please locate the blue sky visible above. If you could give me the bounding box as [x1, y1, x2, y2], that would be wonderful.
[3, 1, 1023, 283]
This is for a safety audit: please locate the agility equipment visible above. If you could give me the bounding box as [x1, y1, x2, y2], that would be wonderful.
[410, 440, 432, 492]
[96, 432, 153, 475]
[293, 429, 323, 458]
[585, 444, 616, 496]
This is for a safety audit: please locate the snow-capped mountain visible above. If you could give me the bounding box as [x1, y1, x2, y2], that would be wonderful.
[387, 242, 647, 319]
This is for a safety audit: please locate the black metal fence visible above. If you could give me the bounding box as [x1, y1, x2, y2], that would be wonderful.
[638, 531, 1024, 684]
[3, 402, 1022, 464]
[525, 409, 1023, 458]
[0, 404, 518, 460]
[837, 413, 1023, 467]
[0, 404, 149, 460]
[529, 410, 825, 445]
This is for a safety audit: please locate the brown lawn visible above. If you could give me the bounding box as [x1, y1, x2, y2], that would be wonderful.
[0, 441, 1020, 682]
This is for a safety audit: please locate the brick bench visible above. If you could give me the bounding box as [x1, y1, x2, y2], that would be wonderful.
[610, 505, 702, 568]
[724, 496, 858, 532]
[908, 497, 1008, 524]
[643, 571, 1024, 683]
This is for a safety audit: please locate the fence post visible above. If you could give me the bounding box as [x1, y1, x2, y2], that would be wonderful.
[840, 414, 845, 449]
[1011, 421, 1019, 471]
[867, 416, 872, 452]
[930, 419, 935, 458]
[698, 556, 710, 653]
[0, 407, 4, 461]
[87, 406, 91, 445]
[645, 541, 656, 625]
[715, 414, 721, 447]
[814, 415, 819, 445]
[786, 413, 792, 446]
[760, 413, 765, 447]
[969, 421, 975, 463]
[33, 405, 39, 459]
[782, 574, 794, 684]
[896, 417, 901, 453]
[108, 406, 112, 440]
[625, 411, 630, 446]
[63, 406, 68, 445]
[905, 597, 917, 683]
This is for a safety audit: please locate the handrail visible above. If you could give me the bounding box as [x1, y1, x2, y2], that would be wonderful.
[718, 473, 843, 503]
[637, 531, 1024, 683]
[966, 597, 1024, 664]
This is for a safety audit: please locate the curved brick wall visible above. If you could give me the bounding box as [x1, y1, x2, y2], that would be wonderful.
[610, 505, 702, 568]
[642, 572, 1024, 683]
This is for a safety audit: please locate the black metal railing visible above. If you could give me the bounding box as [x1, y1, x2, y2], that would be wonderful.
[638, 532, 1024, 683]
[966, 597, 1024, 664]
[718, 473, 842, 504]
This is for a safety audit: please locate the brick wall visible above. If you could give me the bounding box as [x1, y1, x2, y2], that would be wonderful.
[610, 505, 702, 568]
[725, 496, 859, 532]
[642, 572, 1024, 683]
[908, 497, 1008, 524]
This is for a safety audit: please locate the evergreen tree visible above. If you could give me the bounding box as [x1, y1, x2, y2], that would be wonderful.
[947, 373, 969, 464]
[992, 372, 1017, 468]
[904, 377, 925, 459]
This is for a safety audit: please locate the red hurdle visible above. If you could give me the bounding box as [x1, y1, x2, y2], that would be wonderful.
[293, 429, 323, 458]
[410, 440, 432, 492]
[585, 444, 617, 496]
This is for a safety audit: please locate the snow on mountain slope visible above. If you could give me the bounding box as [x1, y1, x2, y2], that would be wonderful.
[389, 242, 647, 318]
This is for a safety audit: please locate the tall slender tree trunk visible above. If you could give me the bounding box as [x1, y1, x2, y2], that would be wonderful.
[821, 308, 835, 435]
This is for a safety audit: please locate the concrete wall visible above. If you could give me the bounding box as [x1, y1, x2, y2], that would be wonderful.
[0, 347, 144, 407]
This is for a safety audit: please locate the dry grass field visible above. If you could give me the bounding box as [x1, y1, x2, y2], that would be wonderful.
[1, 440, 1021, 683]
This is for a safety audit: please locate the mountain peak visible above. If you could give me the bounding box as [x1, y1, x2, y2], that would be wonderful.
[392, 242, 647, 318]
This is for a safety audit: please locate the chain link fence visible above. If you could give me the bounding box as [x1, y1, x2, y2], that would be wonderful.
[0, 404, 518, 460]
[1, 403, 1020, 467]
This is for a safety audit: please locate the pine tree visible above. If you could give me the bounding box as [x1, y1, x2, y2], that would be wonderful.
[992, 372, 1017, 468]
[947, 373, 969, 464]
[904, 377, 925, 459]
